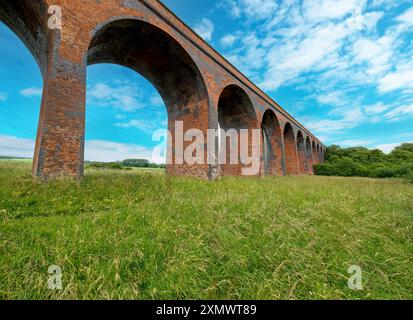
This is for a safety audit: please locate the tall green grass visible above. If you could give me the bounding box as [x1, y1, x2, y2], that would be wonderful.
[0, 160, 412, 300]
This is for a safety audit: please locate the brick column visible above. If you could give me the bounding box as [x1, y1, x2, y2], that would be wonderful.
[32, 36, 86, 179]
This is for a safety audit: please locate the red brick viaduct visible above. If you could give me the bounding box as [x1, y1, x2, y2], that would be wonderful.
[0, 0, 325, 180]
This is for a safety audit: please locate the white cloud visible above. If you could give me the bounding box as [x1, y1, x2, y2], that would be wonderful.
[218, 0, 407, 97]
[216, 0, 413, 139]
[19, 87, 43, 97]
[194, 18, 214, 41]
[317, 92, 345, 105]
[363, 103, 391, 115]
[220, 34, 238, 48]
[114, 118, 166, 133]
[85, 140, 157, 163]
[0, 92, 7, 102]
[303, 106, 365, 134]
[222, 0, 242, 18]
[240, 0, 278, 20]
[383, 104, 413, 122]
[337, 139, 374, 147]
[378, 61, 413, 93]
[396, 6, 413, 26]
[0, 135, 35, 158]
[351, 35, 393, 76]
[87, 82, 142, 112]
[302, 0, 361, 21]
[0, 135, 160, 163]
[222, 0, 278, 20]
[370, 0, 410, 10]
[375, 141, 413, 154]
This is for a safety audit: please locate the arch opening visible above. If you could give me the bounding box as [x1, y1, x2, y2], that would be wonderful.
[85, 63, 168, 169]
[305, 137, 314, 174]
[297, 131, 306, 174]
[0, 0, 49, 76]
[320, 147, 325, 163]
[283, 123, 299, 175]
[87, 18, 209, 177]
[261, 110, 283, 176]
[217, 85, 257, 176]
[0, 12, 44, 172]
[312, 141, 318, 165]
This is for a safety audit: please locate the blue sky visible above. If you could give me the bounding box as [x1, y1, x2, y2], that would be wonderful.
[0, 0, 413, 161]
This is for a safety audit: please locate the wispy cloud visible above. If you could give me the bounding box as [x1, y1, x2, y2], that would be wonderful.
[85, 140, 157, 163]
[396, 5, 413, 25]
[216, 0, 413, 145]
[194, 18, 214, 41]
[220, 34, 238, 48]
[0, 135, 34, 158]
[383, 105, 413, 122]
[114, 118, 166, 134]
[375, 141, 413, 154]
[87, 82, 143, 112]
[302, 106, 365, 134]
[0, 135, 160, 163]
[336, 139, 375, 147]
[150, 94, 164, 107]
[0, 92, 7, 102]
[363, 103, 391, 115]
[378, 61, 413, 93]
[19, 87, 42, 98]
[222, 0, 278, 21]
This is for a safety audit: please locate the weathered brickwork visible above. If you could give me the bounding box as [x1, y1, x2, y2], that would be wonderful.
[261, 110, 284, 176]
[0, 0, 325, 180]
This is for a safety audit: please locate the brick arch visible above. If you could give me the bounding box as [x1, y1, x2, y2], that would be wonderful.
[283, 123, 299, 175]
[218, 84, 257, 176]
[261, 109, 283, 176]
[320, 147, 325, 163]
[87, 18, 208, 113]
[0, 0, 51, 177]
[305, 137, 314, 174]
[0, 0, 49, 75]
[316, 144, 321, 163]
[296, 131, 306, 174]
[319, 147, 323, 163]
[311, 141, 317, 165]
[87, 18, 210, 177]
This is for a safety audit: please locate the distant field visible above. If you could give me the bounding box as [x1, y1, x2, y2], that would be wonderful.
[0, 160, 412, 300]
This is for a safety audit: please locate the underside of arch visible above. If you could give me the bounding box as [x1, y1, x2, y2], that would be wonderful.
[0, 0, 49, 75]
[297, 131, 306, 174]
[306, 137, 314, 174]
[217, 85, 257, 176]
[261, 110, 284, 176]
[87, 18, 210, 177]
[283, 123, 299, 175]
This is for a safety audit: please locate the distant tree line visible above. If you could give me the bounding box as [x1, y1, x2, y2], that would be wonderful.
[0, 156, 29, 159]
[86, 159, 165, 170]
[314, 143, 413, 182]
[121, 159, 165, 168]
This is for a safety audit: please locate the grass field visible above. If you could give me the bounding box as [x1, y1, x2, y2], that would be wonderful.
[0, 160, 412, 300]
